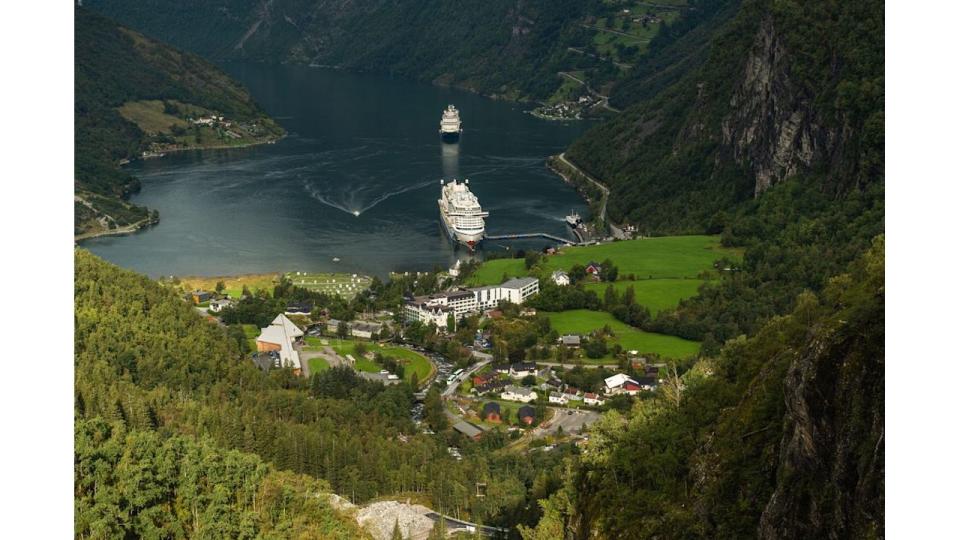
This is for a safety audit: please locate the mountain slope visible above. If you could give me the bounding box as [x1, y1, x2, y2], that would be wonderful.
[520, 237, 884, 539]
[74, 7, 283, 238]
[567, 0, 883, 231]
[89, 0, 599, 101]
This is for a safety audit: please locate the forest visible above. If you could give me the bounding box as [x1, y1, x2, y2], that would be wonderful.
[75, 250, 574, 535]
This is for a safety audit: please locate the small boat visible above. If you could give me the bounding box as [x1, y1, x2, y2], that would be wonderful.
[332, 257, 341, 262]
[565, 211, 582, 228]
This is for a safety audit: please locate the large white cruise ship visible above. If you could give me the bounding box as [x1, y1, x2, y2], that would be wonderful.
[438, 179, 487, 251]
[439, 105, 462, 142]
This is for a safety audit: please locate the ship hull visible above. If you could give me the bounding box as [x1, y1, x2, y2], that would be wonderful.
[439, 212, 483, 251]
[440, 130, 461, 143]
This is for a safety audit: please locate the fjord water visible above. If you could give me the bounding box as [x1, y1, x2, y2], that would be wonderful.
[84, 64, 589, 278]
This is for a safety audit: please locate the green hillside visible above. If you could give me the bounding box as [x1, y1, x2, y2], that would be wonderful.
[74, 7, 283, 238]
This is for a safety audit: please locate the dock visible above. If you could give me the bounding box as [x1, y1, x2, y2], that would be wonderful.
[483, 232, 584, 246]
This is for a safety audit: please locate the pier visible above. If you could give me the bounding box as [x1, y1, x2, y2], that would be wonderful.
[483, 232, 585, 246]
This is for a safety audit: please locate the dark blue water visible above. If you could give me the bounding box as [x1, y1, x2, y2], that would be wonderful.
[83, 64, 589, 278]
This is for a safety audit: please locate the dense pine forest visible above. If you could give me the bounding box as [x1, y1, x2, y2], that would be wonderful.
[75, 251, 574, 535]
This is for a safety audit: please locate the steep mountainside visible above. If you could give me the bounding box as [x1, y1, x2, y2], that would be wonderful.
[74, 7, 283, 238]
[520, 237, 884, 539]
[89, 0, 598, 101]
[567, 0, 883, 231]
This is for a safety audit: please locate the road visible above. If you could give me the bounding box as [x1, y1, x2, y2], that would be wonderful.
[536, 408, 600, 436]
[424, 512, 509, 538]
[441, 351, 493, 398]
[539, 361, 620, 369]
[555, 153, 628, 239]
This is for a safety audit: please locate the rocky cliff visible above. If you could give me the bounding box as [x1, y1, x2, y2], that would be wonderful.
[566, 0, 883, 230]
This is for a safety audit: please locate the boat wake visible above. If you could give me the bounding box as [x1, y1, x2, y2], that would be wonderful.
[302, 178, 435, 217]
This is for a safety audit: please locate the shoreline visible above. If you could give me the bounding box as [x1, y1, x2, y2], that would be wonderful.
[74, 215, 159, 243]
[78, 133, 284, 242]
[137, 133, 285, 161]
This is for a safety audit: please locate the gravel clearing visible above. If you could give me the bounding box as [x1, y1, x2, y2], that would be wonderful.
[357, 500, 437, 540]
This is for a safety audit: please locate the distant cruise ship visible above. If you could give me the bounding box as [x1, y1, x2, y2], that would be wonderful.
[439, 105, 462, 142]
[438, 179, 487, 251]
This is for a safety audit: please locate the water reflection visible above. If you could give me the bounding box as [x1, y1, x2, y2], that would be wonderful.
[441, 142, 459, 179]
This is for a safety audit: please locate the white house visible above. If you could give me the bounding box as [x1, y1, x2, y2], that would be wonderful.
[549, 392, 569, 405]
[209, 298, 234, 313]
[604, 373, 640, 395]
[501, 385, 538, 403]
[551, 270, 570, 286]
[509, 362, 537, 378]
[256, 314, 304, 373]
[584, 393, 605, 406]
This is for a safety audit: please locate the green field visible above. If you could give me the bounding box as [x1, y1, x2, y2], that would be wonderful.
[545, 236, 737, 279]
[285, 272, 373, 300]
[546, 310, 700, 359]
[326, 339, 433, 385]
[584, 278, 705, 315]
[308, 357, 330, 373]
[464, 258, 527, 286]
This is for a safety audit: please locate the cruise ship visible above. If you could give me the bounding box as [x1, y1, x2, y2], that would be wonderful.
[438, 179, 487, 251]
[439, 105, 462, 142]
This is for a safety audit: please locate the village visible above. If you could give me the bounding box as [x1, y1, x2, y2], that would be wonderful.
[173, 254, 676, 454]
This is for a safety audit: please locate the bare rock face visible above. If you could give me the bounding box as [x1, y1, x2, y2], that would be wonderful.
[757, 295, 884, 539]
[721, 16, 831, 196]
[357, 500, 438, 540]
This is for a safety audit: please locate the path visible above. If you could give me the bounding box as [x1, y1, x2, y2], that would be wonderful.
[539, 362, 621, 369]
[554, 153, 628, 240]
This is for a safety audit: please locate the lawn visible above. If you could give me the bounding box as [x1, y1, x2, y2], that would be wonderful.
[544, 236, 738, 279]
[327, 339, 433, 385]
[464, 258, 528, 286]
[546, 309, 700, 359]
[584, 278, 705, 315]
[308, 357, 330, 373]
[174, 273, 279, 299]
[285, 271, 373, 300]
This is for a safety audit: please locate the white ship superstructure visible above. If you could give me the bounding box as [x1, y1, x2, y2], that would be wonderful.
[438, 179, 487, 250]
[439, 105, 463, 142]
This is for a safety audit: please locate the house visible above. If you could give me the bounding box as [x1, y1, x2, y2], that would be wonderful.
[191, 290, 212, 304]
[604, 373, 640, 395]
[584, 393, 605, 406]
[473, 379, 508, 395]
[493, 363, 512, 375]
[209, 298, 234, 313]
[255, 314, 304, 375]
[564, 388, 584, 401]
[453, 421, 483, 441]
[622, 382, 641, 396]
[520, 307, 537, 317]
[549, 392, 569, 405]
[350, 321, 382, 339]
[501, 385, 538, 403]
[635, 376, 659, 391]
[284, 301, 314, 315]
[559, 334, 581, 348]
[585, 262, 602, 278]
[551, 270, 571, 286]
[518, 405, 536, 425]
[482, 402, 502, 423]
[473, 372, 498, 386]
[509, 362, 537, 378]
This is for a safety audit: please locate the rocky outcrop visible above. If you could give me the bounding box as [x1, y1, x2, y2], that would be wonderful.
[721, 15, 832, 196]
[758, 273, 885, 538]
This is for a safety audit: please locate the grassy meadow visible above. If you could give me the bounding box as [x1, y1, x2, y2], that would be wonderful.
[546, 309, 700, 359]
